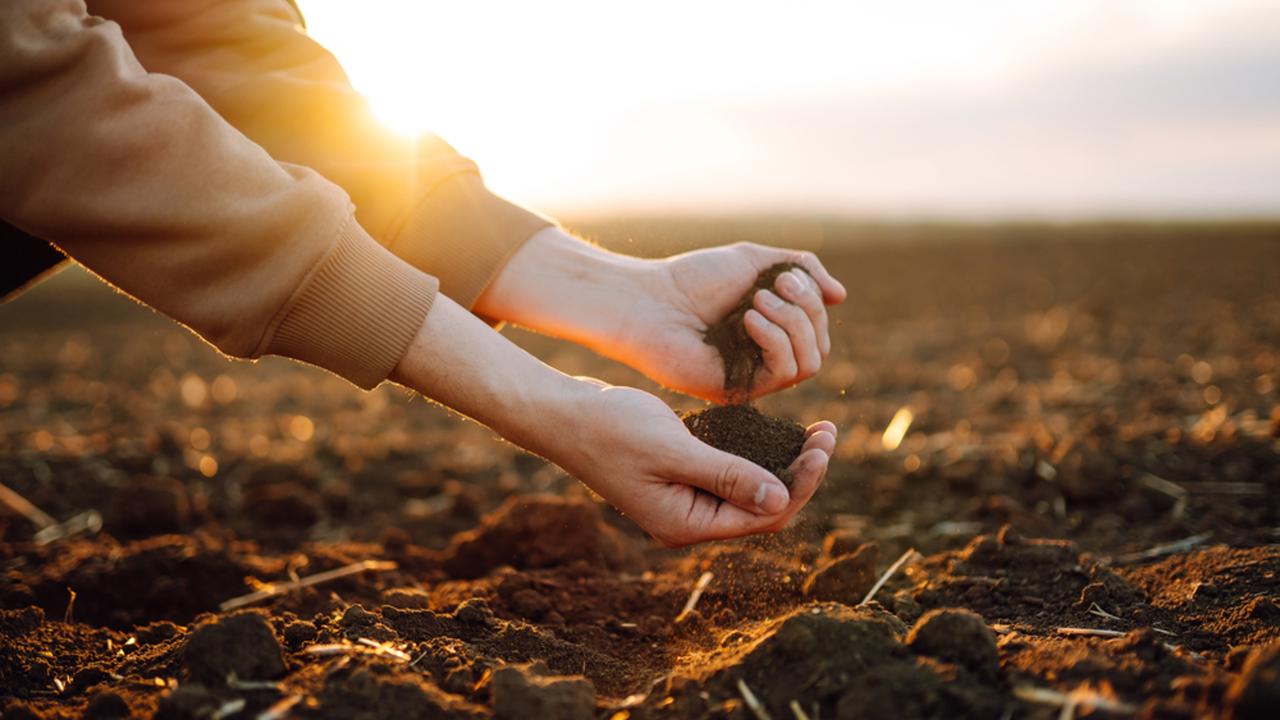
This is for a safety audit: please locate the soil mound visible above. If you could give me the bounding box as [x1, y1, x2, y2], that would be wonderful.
[702, 262, 803, 400]
[682, 404, 805, 481]
[440, 495, 640, 579]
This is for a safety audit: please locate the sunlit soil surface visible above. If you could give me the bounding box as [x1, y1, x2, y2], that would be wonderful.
[2, 222, 1278, 718]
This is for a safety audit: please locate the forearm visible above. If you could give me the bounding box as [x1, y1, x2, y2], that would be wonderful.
[389, 294, 590, 459]
[474, 227, 657, 351]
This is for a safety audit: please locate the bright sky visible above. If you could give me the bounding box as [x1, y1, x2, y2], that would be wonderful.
[301, 1, 1280, 218]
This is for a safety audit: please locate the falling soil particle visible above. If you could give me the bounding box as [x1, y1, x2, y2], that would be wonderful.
[682, 404, 805, 482]
[702, 262, 804, 401]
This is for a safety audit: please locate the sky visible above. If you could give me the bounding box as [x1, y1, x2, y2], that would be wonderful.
[300, 1, 1280, 219]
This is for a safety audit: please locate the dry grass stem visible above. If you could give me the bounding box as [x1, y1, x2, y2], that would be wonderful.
[211, 699, 246, 720]
[736, 678, 773, 720]
[1013, 684, 1136, 719]
[219, 560, 397, 611]
[789, 699, 813, 720]
[1058, 627, 1126, 638]
[304, 639, 410, 663]
[0, 480, 57, 531]
[256, 694, 302, 720]
[1113, 531, 1212, 564]
[356, 637, 412, 662]
[1183, 481, 1264, 494]
[1139, 474, 1187, 518]
[860, 548, 921, 606]
[675, 571, 713, 623]
[1086, 602, 1124, 623]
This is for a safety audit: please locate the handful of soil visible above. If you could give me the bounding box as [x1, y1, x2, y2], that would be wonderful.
[702, 262, 804, 401]
[683, 262, 811, 485]
[683, 404, 805, 483]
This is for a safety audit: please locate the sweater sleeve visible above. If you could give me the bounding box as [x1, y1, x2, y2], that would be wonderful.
[0, 0, 437, 389]
[91, 0, 554, 309]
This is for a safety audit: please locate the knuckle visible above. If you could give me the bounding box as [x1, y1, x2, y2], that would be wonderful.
[713, 464, 743, 501]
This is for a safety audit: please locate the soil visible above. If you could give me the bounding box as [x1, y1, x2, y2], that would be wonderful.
[682, 404, 806, 481]
[2, 222, 1279, 719]
[702, 262, 804, 401]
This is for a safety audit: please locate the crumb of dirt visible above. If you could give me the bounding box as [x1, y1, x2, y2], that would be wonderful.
[182, 611, 285, 684]
[682, 404, 805, 481]
[441, 495, 639, 579]
[702, 262, 804, 400]
[490, 663, 596, 720]
[802, 542, 879, 603]
[1225, 642, 1280, 720]
[906, 608, 1001, 680]
[282, 619, 318, 648]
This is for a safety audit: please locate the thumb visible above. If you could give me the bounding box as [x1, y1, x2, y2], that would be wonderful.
[679, 441, 791, 515]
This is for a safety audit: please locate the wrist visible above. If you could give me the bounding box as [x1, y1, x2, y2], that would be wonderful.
[474, 226, 657, 351]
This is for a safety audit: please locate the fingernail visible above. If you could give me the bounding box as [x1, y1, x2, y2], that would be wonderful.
[758, 289, 783, 309]
[754, 481, 789, 513]
[779, 272, 803, 296]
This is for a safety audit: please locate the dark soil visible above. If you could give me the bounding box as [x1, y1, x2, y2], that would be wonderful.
[2, 222, 1279, 719]
[702, 262, 804, 401]
[682, 404, 806, 481]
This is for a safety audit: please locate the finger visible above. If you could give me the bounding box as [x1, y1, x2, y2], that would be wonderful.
[804, 429, 836, 456]
[679, 440, 791, 515]
[775, 269, 831, 358]
[806, 420, 838, 439]
[786, 251, 847, 304]
[743, 309, 796, 390]
[685, 446, 830, 543]
[754, 289, 821, 380]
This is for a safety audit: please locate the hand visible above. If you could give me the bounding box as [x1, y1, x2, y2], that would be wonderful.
[390, 295, 837, 546]
[476, 229, 848, 402]
[549, 383, 837, 547]
[618, 242, 847, 401]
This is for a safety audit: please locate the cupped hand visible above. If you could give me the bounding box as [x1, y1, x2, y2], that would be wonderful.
[551, 382, 836, 547]
[617, 243, 847, 402]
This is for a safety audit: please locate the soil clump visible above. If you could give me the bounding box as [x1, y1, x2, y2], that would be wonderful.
[681, 404, 805, 481]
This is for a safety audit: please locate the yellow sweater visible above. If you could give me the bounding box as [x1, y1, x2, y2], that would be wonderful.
[0, 0, 552, 388]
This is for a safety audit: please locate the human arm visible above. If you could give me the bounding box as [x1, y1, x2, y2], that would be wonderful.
[390, 295, 837, 547]
[0, 0, 434, 388]
[91, 0, 552, 309]
[475, 226, 849, 402]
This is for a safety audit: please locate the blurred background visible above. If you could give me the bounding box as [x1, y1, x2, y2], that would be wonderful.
[301, 0, 1280, 220]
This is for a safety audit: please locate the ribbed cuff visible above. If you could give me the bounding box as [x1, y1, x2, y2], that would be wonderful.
[261, 217, 438, 389]
[390, 171, 552, 309]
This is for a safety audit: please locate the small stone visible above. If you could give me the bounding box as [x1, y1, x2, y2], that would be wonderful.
[491, 664, 596, 720]
[803, 543, 879, 603]
[907, 608, 1000, 679]
[182, 611, 285, 684]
